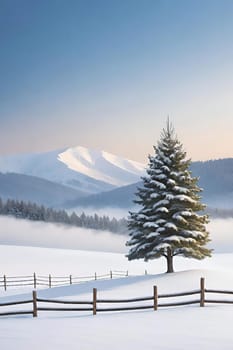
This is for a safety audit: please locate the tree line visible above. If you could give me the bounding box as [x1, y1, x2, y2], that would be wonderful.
[0, 197, 128, 234]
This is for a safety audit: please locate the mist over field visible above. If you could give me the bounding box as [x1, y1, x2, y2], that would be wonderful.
[68, 206, 128, 219]
[0, 216, 232, 254]
[207, 218, 233, 253]
[0, 217, 126, 253]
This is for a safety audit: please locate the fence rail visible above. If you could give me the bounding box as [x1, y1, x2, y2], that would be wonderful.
[0, 278, 233, 318]
[0, 270, 136, 291]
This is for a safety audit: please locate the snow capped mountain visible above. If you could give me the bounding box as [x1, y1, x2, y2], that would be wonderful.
[0, 146, 145, 194]
[58, 146, 145, 186]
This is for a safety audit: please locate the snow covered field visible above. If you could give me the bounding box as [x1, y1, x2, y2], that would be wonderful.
[1, 244, 233, 349]
[1, 217, 233, 349]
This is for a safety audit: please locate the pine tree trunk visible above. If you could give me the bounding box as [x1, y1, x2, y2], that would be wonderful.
[166, 248, 174, 273]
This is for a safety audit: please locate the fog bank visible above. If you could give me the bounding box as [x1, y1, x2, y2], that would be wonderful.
[208, 218, 233, 253]
[0, 216, 232, 254]
[0, 217, 127, 253]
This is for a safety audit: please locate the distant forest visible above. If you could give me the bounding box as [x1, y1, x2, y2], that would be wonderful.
[0, 198, 128, 235]
[0, 198, 232, 236]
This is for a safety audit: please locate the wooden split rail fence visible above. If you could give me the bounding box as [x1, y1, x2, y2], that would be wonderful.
[0, 278, 233, 318]
[0, 270, 134, 291]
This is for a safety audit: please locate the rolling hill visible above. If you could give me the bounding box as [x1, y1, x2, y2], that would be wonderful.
[0, 172, 87, 207]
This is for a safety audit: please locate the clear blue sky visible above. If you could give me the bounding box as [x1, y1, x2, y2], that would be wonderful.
[1, 0, 233, 162]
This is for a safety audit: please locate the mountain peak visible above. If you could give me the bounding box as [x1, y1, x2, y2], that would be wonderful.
[0, 146, 145, 194]
[58, 146, 145, 186]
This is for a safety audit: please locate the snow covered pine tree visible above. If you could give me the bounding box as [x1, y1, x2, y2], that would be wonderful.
[126, 120, 212, 273]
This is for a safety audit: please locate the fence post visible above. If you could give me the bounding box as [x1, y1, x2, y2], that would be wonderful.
[200, 277, 205, 307]
[33, 273, 37, 289]
[49, 274, 52, 288]
[110, 271, 112, 279]
[70, 275, 72, 285]
[145, 269, 147, 275]
[95, 272, 97, 280]
[153, 286, 158, 311]
[126, 270, 128, 277]
[32, 290, 38, 317]
[93, 288, 97, 315]
[3, 275, 7, 291]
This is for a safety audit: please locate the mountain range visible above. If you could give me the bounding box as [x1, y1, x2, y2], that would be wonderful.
[66, 158, 233, 210]
[0, 146, 144, 194]
[0, 146, 232, 210]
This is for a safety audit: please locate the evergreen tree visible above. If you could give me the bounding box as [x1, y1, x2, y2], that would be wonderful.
[126, 120, 212, 273]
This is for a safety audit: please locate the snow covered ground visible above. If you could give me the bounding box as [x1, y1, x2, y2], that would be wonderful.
[1, 217, 233, 349]
[0, 242, 233, 349]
